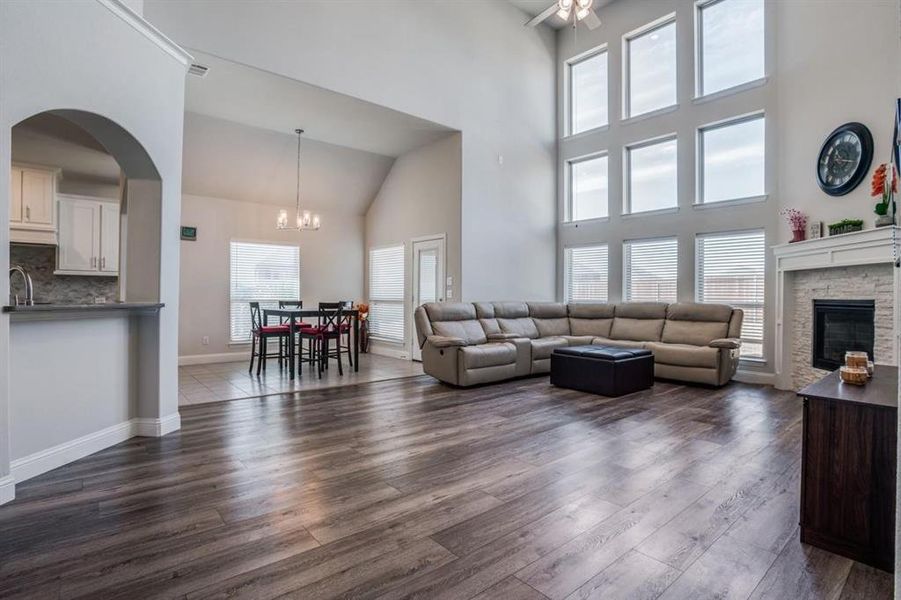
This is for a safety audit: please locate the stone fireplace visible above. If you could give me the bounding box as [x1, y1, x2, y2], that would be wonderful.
[774, 227, 900, 390]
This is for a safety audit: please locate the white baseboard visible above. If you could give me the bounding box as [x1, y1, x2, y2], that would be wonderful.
[368, 343, 409, 361]
[0, 475, 15, 506]
[179, 352, 246, 366]
[133, 412, 181, 437]
[734, 369, 776, 386]
[10, 413, 182, 485]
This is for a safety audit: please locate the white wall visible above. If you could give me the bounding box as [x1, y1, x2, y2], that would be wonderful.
[365, 134, 462, 356]
[0, 0, 188, 500]
[179, 193, 364, 359]
[144, 0, 558, 302]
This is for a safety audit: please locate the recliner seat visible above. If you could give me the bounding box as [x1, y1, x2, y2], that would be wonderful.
[414, 301, 743, 387]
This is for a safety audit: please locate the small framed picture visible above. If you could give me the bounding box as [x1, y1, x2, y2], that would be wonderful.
[807, 221, 822, 240]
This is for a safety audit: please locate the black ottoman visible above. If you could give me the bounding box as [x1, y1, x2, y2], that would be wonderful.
[550, 345, 654, 396]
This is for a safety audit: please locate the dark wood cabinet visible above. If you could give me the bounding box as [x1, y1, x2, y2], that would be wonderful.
[798, 365, 897, 572]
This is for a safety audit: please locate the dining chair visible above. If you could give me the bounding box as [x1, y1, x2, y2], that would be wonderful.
[248, 302, 291, 376]
[319, 301, 354, 370]
[277, 300, 311, 369]
[308, 303, 345, 378]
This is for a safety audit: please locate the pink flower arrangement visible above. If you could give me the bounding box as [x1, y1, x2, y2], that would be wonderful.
[780, 208, 808, 231]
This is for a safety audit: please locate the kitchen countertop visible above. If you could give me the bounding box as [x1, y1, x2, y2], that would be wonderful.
[3, 302, 164, 318]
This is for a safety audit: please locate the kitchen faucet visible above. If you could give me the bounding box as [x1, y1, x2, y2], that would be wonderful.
[9, 265, 34, 306]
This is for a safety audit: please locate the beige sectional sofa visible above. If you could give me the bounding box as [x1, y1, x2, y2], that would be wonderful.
[413, 301, 743, 387]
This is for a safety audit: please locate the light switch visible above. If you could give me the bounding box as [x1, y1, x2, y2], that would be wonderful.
[446, 276, 453, 286]
[446, 288, 453, 299]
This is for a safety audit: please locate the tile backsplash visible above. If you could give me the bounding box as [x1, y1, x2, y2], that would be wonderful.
[9, 244, 119, 304]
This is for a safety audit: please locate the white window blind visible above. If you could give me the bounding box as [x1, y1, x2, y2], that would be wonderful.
[570, 50, 608, 135]
[229, 241, 300, 343]
[697, 230, 765, 358]
[369, 245, 405, 343]
[624, 238, 678, 302]
[565, 245, 609, 303]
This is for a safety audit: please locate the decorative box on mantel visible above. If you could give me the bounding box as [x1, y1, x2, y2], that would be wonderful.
[772, 227, 901, 391]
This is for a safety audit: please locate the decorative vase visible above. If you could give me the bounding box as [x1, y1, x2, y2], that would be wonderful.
[875, 213, 893, 227]
[791, 228, 806, 243]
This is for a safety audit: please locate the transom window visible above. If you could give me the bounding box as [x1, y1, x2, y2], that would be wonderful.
[368, 244, 405, 343]
[565, 245, 609, 303]
[623, 237, 678, 302]
[569, 154, 608, 221]
[569, 49, 608, 135]
[699, 114, 765, 204]
[624, 17, 677, 118]
[625, 136, 678, 214]
[229, 241, 300, 343]
[696, 230, 765, 358]
[698, 0, 765, 97]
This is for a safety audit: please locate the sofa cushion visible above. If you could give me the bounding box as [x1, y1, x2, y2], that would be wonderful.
[528, 302, 568, 318]
[534, 318, 571, 337]
[661, 319, 728, 347]
[424, 302, 477, 322]
[591, 337, 648, 350]
[567, 303, 615, 319]
[530, 336, 569, 360]
[610, 318, 665, 342]
[666, 302, 733, 323]
[493, 302, 530, 318]
[569, 318, 613, 337]
[473, 302, 496, 319]
[431, 319, 487, 345]
[562, 335, 595, 346]
[646, 342, 719, 369]
[460, 342, 517, 369]
[615, 302, 668, 319]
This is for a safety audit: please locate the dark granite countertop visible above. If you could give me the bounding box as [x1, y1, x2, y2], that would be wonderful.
[3, 302, 164, 314]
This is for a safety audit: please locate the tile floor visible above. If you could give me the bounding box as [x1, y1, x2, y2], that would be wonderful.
[178, 352, 424, 406]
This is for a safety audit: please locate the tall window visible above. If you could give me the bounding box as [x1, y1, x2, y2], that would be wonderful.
[626, 136, 678, 214]
[699, 114, 765, 203]
[569, 154, 608, 221]
[570, 49, 608, 135]
[229, 241, 300, 343]
[698, 0, 765, 96]
[625, 18, 677, 118]
[369, 244, 405, 343]
[696, 230, 765, 358]
[624, 238, 678, 302]
[565, 245, 609, 303]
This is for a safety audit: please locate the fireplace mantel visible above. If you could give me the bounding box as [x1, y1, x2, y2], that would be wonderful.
[772, 226, 901, 390]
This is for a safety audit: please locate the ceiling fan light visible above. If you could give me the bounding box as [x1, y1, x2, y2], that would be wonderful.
[575, 5, 591, 20]
[575, 0, 592, 9]
[556, 6, 571, 20]
[558, 0, 573, 9]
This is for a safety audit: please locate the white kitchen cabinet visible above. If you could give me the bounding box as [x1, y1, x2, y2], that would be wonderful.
[10, 164, 58, 245]
[56, 195, 119, 276]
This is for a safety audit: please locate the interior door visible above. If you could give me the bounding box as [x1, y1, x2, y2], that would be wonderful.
[58, 198, 100, 272]
[99, 203, 120, 272]
[411, 237, 446, 361]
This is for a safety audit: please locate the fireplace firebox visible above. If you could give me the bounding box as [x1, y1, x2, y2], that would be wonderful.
[812, 299, 875, 370]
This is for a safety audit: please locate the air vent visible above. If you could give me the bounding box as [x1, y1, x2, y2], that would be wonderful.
[188, 63, 209, 78]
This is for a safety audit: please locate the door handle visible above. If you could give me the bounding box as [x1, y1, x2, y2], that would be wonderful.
[101, 257, 106, 269]
[92, 257, 96, 268]
[25, 206, 30, 221]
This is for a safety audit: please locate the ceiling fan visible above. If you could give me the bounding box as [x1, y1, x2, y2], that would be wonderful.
[526, 0, 601, 30]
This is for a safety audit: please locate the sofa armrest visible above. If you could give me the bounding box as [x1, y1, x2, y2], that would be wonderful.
[426, 335, 468, 348]
[487, 332, 523, 342]
[709, 338, 741, 350]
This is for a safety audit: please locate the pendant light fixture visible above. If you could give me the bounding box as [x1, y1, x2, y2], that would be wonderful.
[277, 128, 321, 231]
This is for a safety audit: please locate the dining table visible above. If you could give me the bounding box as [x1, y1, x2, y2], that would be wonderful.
[263, 307, 360, 380]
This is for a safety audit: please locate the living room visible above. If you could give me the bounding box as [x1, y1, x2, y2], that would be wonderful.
[0, 0, 899, 598]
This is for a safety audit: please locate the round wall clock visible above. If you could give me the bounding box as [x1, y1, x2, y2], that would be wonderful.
[816, 122, 873, 196]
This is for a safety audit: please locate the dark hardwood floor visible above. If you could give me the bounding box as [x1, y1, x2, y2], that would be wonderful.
[0, 375, 893, 599]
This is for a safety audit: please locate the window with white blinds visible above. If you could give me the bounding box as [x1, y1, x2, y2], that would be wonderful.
[229, 241, 300, 343]
[623, 237, 678, 302]
[565, 245, 608, 303]
[696, 230, 765, 358]
[369, 244, 405, 343]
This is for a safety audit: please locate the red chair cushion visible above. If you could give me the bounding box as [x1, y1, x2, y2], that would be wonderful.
[339, 323, 351, 332]
[257, 325, 290, 334]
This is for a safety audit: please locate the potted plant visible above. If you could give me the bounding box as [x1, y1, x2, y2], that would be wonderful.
[871, 162, 897, 227]
[780, 208, 808, 243]
[827, 219, 865, 236]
